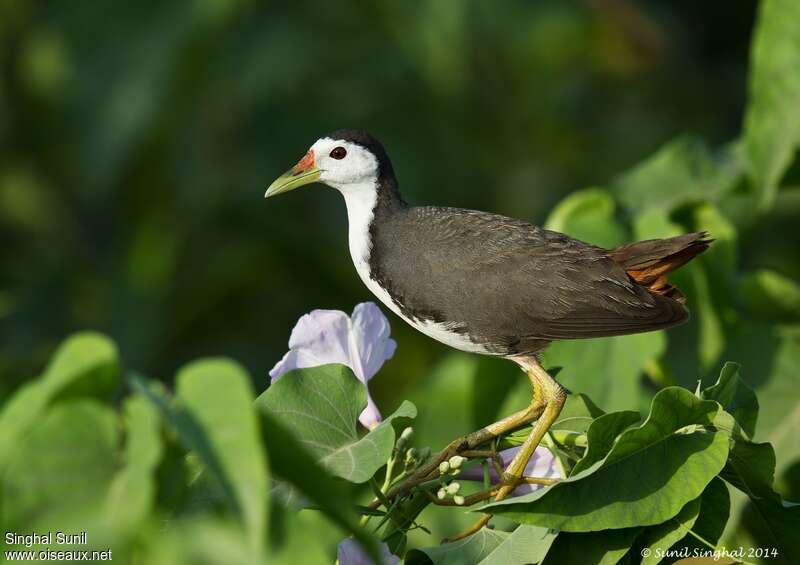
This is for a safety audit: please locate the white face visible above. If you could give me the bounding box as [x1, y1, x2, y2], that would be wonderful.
[311, 138, 379, 191]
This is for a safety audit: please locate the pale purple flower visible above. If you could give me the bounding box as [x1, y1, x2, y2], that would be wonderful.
[270, 302, 397, 429]
[459, 446, 560, 495]
[337, 539, 400, 565]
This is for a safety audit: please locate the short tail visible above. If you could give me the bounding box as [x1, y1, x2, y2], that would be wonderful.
[608, 232, 712, 303]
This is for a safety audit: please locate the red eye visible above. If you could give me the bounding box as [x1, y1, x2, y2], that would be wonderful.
[330, 146, 347, 160]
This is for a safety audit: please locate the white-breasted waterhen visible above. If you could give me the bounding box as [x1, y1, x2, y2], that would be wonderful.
[265, 130, 710, 538]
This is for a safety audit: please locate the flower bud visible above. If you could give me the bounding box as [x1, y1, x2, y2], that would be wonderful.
[453, 495, 465, 506]
[417, 447, 431, 463]
[448, 455, 465, 469]
[438, 461, 450, 475]
[446, 482, 461, 495]
[437, 488, 446, 500]
[405, 447, 418, 463]
[396, 427, 414, 451]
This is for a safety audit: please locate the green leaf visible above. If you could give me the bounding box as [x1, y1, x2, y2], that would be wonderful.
[256, 409, 380, 563]
[743, 0, 800, 209]
[679, 477, 730, 556]
[543, 331, 665, 412]
[2, 400, 120, 530]
[739, 270, 800, 322]
[104, 394, 163, 533]
[481, 388, 728, 531]
[41, 331, 119, 399]
[138, 516, 259, 565]
[135, 360, 269, 556]
[613, 137, 740, 214]
[640, 496, 701, 565]
[693, 203, 738, 284]
[256, 364, 416, 483]
[749, 326, 800, 475]
[0, 332, 119, 467]
[542, 527, 641, 565]
[551, 392, 605, 434]
[405, 528, 509, 565]
[544, 187, 627, 248]
[176, 359, 269, 555]
[721, 440, 800, 562]
[570, 410, 640, 476]
[695, 476, 731, 546]
[479, 525, 557, 565]
[702, 362, 758, 438]
[691, 264, 725, 371]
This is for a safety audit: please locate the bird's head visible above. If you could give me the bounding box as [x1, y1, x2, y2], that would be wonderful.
[265, 130, 394, 198]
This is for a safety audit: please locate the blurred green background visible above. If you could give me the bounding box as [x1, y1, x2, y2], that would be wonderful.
[3, 0, 800, 558]
[0, 0, 767, 392]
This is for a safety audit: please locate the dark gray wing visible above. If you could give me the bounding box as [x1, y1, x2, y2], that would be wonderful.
[371, 206, 687, 355]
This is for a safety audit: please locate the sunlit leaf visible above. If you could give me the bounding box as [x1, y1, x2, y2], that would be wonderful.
[405, 528, 509, 565]
[570, 410, 640, 475]
[743, 0, 800, 209]
[479, 525, 557, 565]
[257, 408, 380, 563]
[135, 360, 269, 556]
[482, 388, 728, 531]
[748, 326, 800, 475]
[0, 332, 119, 467]
[702, 362, 758, 438]
[2, 400, 119, 530]
[613, 137, 740, 214]
[104, 394, 163, 533]
[257, 363, 416, 484]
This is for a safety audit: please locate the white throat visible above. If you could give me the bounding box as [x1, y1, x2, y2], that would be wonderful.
[340, 181, 379, 285]
[339, 181, 407, 322]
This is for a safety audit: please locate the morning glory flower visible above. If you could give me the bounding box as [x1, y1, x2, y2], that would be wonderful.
[458, 445, 560, 495]
[337, 539, 400, 565]
[269, 302, 397, 429]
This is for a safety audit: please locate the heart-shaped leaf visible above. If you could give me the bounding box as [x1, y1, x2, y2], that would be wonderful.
[256, 364, 416, 483]
[702, 362, 758, 438]
[405, 528, 509, 565]
[479, 525, 557, 565]
[482, 388, 728, 531]
[570, 410, 640, 476]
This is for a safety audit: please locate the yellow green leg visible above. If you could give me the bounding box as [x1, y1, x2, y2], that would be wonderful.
[443, 357, 567, 543]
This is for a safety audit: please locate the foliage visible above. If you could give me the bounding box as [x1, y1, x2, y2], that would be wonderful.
[2, 336, 797, 564]
[1, 1, 799, 564]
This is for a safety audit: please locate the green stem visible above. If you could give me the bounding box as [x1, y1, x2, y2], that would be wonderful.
[381, 455, 397, 493]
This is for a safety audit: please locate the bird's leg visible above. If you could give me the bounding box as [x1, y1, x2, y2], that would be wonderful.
[444, 358, 567, 543]
[496, 359, 567, 493]
[378, 370, 547, 504]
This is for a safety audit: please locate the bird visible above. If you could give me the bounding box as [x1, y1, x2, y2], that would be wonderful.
[265, 129, 710, 537]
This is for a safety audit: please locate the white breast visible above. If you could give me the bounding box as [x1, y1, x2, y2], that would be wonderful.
[341, 185, 492, 355]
